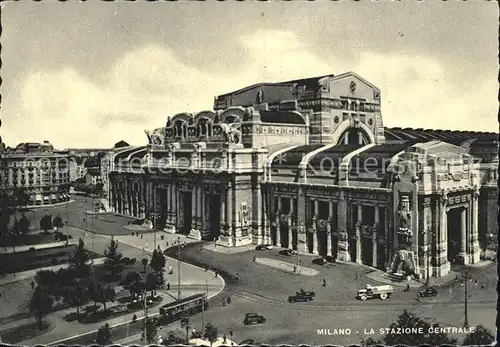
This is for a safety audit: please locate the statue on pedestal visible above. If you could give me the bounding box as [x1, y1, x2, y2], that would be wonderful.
[390, 194, 417, 278]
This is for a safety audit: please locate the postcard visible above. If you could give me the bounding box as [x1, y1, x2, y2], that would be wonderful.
[0, 1, 497, 346]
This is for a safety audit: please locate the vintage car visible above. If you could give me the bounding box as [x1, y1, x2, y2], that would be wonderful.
[278, 249, 297, 256]
[296, 289, 316, 297]
[255, 244, 274, 251]
[312, 257, 327, 265]
[357, 284, 395, 301]
[418, 287, 438, 297]
[288, 292, 314, 302]
[243, 313, 266, 325]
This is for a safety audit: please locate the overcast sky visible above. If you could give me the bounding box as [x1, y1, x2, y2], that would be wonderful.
[2, 1, 498, 149]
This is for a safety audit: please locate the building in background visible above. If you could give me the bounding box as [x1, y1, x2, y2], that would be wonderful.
[108, 72, 498, 279]
[2, 141, 71, 205]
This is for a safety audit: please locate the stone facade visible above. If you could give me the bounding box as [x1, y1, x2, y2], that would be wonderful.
[108, 72, 498, 278]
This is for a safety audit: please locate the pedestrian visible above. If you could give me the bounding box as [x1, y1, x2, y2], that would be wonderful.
[167, 282, 170, 290]
[227, 295, 231, 304]
[223, 334, 227, 344]
[166, 241, 169, 247]
[415, 294, 420, 303]
[133, 313, 137, 322]
[355, 273, 358, 280]
[140, 234, 143, 239]
[215, 271, 218, 278]
[322, 279, 326, 287]
[222, 297, 226, 306]
[30, 281, 35, 289]
[235, 273, 239, 281]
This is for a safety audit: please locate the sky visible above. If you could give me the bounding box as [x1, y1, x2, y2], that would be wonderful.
[1, 1, 498, 149]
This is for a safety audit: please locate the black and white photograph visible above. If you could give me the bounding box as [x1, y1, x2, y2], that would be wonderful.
[0, 1, 498, 346]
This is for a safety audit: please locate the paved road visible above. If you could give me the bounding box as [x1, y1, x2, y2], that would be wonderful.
[170, 243, 497, 345]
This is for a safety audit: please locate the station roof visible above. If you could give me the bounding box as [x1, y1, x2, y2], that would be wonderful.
[308, 144, 363, 172]
[260, 111, 306, 125]
[271, 144, 323, 169]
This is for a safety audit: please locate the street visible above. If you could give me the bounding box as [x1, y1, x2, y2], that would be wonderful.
[2, 197, 497, 346]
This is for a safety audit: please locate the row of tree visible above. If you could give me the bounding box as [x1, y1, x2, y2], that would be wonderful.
[39, 214, 65, 233]
[360, 310, 495, 346]
[29, 237, 168, 329]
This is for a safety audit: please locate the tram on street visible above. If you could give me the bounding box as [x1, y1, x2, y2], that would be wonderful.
[158, 293, 209, 325]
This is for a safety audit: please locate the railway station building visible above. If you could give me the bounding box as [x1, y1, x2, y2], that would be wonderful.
[108, 72, 498, 278]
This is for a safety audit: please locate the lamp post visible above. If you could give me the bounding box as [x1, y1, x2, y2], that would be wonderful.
[421, 228, 436, 285]
[177, 237, 183, 300]
[456, 271, 478, 328]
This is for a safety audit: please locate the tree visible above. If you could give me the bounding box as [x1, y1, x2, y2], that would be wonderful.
[150, 249, 166, 274]
[382, 310, 457, 346]
[39, 215, 53, 233]
[53, 215, 64, 232]
[70, 238, 90, 277]
[104, 237, 123, 278]
[462, 325, 495, 345]
[144, 317, 157, 343]
[120, 271, 143, 299]
[29, 286, 54, 328]
[88, 280, 116, 313]
[96, 323, 112, 345]
[8, 217, 21, 243]
[204, 322, 218, 346]
[141, 258, 149, 273]
[18, 213, 31, 237]
[13, 187, 30, 209]
[35, 270, 58, 296]
[63, 278, 89, 318]
[145, 273, 160, 296]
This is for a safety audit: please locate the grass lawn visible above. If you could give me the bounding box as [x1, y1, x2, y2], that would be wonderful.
[0, 318, 56, 344]
[0, 246, 102, 275]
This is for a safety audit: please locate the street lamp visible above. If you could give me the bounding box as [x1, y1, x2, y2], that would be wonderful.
[456, 271, 478, 328]
[420, 228, 436, 285]
[177, 237, 185, 301]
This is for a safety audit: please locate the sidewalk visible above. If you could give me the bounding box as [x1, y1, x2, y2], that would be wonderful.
[0, 258, 106, 286]
[365, 269, 459, 289]
[203, 243, 256, 254]
[254, 257, 319, 276]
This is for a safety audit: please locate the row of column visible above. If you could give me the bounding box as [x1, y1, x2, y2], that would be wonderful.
[111, 180, 146, 219]
[267, 193, 384, 265]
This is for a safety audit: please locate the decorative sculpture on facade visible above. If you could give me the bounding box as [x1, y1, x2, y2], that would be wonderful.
[391, 194, 417, 278]
[145, 128, 165, 146]
[220, 123, 242, 144]
[256, 87, 264, 104]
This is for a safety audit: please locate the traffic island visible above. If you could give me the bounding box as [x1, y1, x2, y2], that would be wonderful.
[254, 257, 319, 276]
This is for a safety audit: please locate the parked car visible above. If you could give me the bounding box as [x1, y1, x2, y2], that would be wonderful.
[278, 249, 297, 256]
[312, 257, 327, 265]
[255, 244, 273, 251]
[296, 289, 315, 298]
[288, 293, 314, 303]
[243, 313, 266, 325]
[418, 287, 438, 298]
[325, 255, 337, 263]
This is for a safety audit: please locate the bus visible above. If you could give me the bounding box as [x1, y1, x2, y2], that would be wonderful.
[158, 293, 209, 325]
